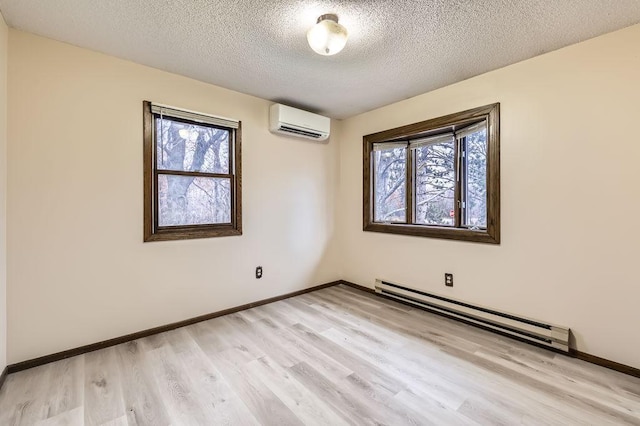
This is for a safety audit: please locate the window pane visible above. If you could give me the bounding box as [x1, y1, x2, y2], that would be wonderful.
[158, 175, 231, 226]
[414, 141, 456, 226]
[156, 117, 230, 174]
[464, 128, 487, 228]
[373, 146, 406, 222]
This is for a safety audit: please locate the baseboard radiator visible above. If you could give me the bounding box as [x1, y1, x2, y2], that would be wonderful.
[375, 279, 570, 352]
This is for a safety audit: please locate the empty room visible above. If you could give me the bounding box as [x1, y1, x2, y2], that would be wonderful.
[0, 0, 639, 425]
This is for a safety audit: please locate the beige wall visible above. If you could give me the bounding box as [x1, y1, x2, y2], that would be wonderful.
[338, 24, 640, 369]
[0, 13, 7, 372]
[5, 23, 640, 370]
[7, 30, 340, 363]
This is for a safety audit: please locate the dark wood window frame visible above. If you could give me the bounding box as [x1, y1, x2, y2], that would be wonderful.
[363, 103, 500, 244]
[143, 101, 242, 242]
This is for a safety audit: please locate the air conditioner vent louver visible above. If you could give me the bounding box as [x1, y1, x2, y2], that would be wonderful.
[269, 104, 330, 141]
[278, 125, 324, 139]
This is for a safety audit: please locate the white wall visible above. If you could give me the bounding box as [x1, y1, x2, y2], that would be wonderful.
[0, 13, 7, 373]
[338, 24, 640, 369]
[7, 30, 340, 363]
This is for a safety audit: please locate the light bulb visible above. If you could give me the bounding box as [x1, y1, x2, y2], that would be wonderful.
[307, 14, 348, 56]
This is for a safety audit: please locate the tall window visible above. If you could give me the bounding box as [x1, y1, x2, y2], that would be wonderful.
[363, 103, 499, 244]
[143, 102, 242, 241]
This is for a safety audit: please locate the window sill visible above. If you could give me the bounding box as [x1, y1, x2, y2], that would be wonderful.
[144, 225, 242, 242]
[363, 222, 499, 244]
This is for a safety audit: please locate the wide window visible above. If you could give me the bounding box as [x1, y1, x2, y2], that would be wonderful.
[143, 101, 242, 241]
[363, 103, 499, 243]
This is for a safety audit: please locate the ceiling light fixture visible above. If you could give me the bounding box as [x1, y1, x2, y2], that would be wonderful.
[307, 14, 348, 56]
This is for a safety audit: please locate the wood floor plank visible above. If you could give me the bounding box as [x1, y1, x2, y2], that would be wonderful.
[329, 285, 516, 351]
[0, 284, 639, 425]
[289, 323, 407, 395]
[142, 341, 215, 425]
[280, 298, 335, 332]
[287, 361, 387, 425]
[251, 317, 354, 383]
[245, 356, 350, 426]
[305, 296, 413, 347]
[208, 315, 267, 363]
[255, 300, 302, 327]
[457, 397, 526, 426]
[442, 342, 640, 425]
[4, 364, 57, 425]
[335, 371, 428, 425]
[224, 313, 299, 368]
[98, 416, 128, 426]
[474, 346, 640, 416]
[48, 356, 85, 420]
[84, 347, 125, 426]
[394, 388, 478, 426]
[166, 327, 260, 425]
[235, 307, 266, 323]
[208, 347, 304, 425]
[34, 406, 84, 426]
[114, 341, 172, 426]
[319, 287, 485, 353]
[320, 326, 470, 410]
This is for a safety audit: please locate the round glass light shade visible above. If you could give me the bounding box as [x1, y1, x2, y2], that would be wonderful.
[307, 15, 348, 56]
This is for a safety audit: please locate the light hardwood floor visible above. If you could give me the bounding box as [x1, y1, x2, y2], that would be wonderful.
[1, 284, 639, 425]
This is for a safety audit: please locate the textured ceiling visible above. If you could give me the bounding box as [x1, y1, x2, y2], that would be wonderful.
[1, 1, 639, 118]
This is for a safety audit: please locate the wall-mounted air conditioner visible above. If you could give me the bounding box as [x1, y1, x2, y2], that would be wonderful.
[269, 104, 330, 141]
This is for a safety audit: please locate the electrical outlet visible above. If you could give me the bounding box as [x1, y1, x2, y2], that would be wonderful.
[445, 273, 453, 287]
[256, 266, 263, 279]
